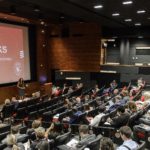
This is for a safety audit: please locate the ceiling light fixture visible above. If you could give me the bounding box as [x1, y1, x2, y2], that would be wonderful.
[112, 13, 120, 16]
[34, 5, 40, 12]
[122, 1, 133, 5]
[125, 19, 132, 22]
[135, 23, 141, 26]
[10, 5, 16, 15]
[137, 10, 146, 14]
[138, 36, 143, 39]
[94, 5, 103, 9]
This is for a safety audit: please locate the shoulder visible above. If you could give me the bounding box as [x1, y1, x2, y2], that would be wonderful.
[117, 145, 128, 150]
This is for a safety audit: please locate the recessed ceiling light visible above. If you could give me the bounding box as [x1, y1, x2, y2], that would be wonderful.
[94, 5, 103, 9]
[112, 13, 120, 16]
[137, 10, 146, 14]
[138, 36, 143, 39]
[122, 1, 133, 5]
[125, 19, 132, 22]
[135, 23, 141, 26]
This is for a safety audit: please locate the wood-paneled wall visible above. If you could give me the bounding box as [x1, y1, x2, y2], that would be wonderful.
[0, 82, 40, 104]
[48, 23, 101, 72]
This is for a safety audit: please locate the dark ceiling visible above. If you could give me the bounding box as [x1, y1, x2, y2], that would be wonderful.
[0, 0, 150, 28]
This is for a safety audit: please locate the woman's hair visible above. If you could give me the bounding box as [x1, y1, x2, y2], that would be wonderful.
[32, 120, 41, 129]
[100, 137, 114, 150]
[6, 134, 16, 146]
[4, 99, 11, 105]
[128, 101, 137, 112]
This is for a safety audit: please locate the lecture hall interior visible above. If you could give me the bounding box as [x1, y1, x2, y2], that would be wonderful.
[0, 0, 150, 150]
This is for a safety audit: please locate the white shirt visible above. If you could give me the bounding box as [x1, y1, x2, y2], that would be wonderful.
[117, 139, 139, 150]
[90, 113, 105, 127]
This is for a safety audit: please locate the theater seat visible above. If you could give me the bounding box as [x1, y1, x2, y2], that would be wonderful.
[137, 141, 146, 150]
[55, 132, 71, 146]
[0, 143, 7, 149]
[86, 135, 101, 150]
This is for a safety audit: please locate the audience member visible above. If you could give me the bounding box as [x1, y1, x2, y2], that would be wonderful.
[30, 127, 49, 150]
[117, 126, 139, 150]
[2, 126, 27, 144]
[45, 122, 63, 140]
[90, 106, 106, 127]
[4, 134, 25, 150]
[126, 101, 137, 115]
[100, 137, 114, 150]
[71, 125, 96, 148]
[107, 106, 130, 128]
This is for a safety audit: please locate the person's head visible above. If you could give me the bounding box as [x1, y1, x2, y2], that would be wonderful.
[35, 127, 45, 139]
[6, 134, 16, 146]
[11, 126, 20, 134]
[143, 91, 150, 101]
[114, 95, 122, 103]
[32, 120, 41, 129]
[113, 89, 119, 95]
[128, 101, 137, 113]
[4, 99, 10, 105]
[99, 106, 106, 113]
[122, 90, 129, 97]
[100, 137, 114, 150]
[79, 125, 89, 138]
[19, 78, 24, 83]
[117, 106, 125, 115]
[119, 126, 132, 141]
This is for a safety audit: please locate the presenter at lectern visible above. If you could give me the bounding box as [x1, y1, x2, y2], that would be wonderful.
[17, 78, 25, 100]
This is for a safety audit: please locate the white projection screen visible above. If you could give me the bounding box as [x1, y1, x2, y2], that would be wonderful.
[0, 23, 31, 84]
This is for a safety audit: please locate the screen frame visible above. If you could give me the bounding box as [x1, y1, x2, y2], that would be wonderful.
[0, 19, 37, 87]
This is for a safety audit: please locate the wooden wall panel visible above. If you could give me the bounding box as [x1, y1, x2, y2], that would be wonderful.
[0, 82, 40, 104]
[48, 23, 101, 72]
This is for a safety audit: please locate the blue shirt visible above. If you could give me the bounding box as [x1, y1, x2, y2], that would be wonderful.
[117, 139, 139, 150]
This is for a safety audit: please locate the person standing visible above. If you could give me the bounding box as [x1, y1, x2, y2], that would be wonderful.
[17, 78, 25, 100]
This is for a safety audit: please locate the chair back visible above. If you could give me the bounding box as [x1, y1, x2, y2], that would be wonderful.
[55, 132, 71, 146]
[137, 141, 146, 150]
[87, 136, 101, 150]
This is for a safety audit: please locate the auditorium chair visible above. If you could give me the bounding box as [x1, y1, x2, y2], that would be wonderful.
[14, 107, 28, 123]
[0, 124, 11, 134]
[55, 132, 71, 146]
[17, 134, 29, 143]
[86, 135, 101, 150]
[128, 113, 140, 128]
[2, 104, 14, 119]
[27, 105, 37, 113]
[19, 126, 28, 134]
[137, 141, 146, 150]
[133, 125, 150, 149]
[0, 143, 6, 149]
[98, 113, 109, 126]
[0, 131, 9, 141]
[17, 101, 27, 109]
[42, 111, 53, 128]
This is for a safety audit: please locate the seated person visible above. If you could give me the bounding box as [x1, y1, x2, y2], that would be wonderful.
[90, 106, 106, 127]
[45, 122, 63, 140]
[120, 90, 130, 104]
[117, 126, 139, 150]
[27, 120, 42, 141]
[126, 101, 137, 115]
[2, 126, 27, 144]
[67, 125, 96, 148]
[30, 127, 49, 150]
[100, 137, 114, 150]
[110, 80, 118, 91]
[1, 99, 11, 121]
[4, 134, 25, 150]
[107, 106, 130, 128]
